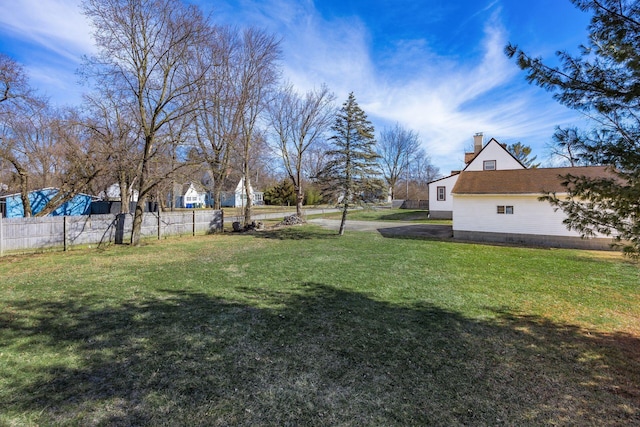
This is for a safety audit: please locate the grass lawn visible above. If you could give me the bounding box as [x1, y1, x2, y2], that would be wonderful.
[1, 224, 639, 425]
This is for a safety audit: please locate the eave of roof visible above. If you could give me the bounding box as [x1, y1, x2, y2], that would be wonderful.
[451, 166, 613, 195]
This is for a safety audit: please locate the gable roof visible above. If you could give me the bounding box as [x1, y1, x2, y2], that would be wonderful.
[463, 138, 526, 171]
[452, 166, 613, 195]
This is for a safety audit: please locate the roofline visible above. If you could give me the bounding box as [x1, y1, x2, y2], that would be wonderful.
[461, 137, 527, 171]
[451, 191, 569, 196]
[0, 188, 98, 200]
[427, 172, 460, 185]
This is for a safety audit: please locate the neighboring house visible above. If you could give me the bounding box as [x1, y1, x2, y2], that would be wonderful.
[451, 166, 617, 250]
[99, 183, 139, 202]
[220, 178, 264, 208]
[91, 183, 141, 214]
[170, 182, 209, 209]
[0, 188, 95, 218]
[428, 133, 525, 219]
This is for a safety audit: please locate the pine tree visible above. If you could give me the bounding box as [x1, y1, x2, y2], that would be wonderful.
[506, 0, 640, 256]
[316, 92, 381, 235]
[507, 142, 540, 168]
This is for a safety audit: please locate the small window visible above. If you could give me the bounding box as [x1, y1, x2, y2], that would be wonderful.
[483, 160, 496, 170]
[497, 205, 514, 214]
[437, 186, 446, 201]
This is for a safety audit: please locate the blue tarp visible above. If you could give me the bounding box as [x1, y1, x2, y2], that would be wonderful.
[0, 189, 93, 218]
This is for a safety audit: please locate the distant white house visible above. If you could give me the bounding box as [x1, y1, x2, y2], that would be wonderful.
[172, 182, 208, 208]
[451, 166, 617, 249]
[220, 178, 264, 208]
[100, 183, 139, 202]
[428, 133, 525, 219]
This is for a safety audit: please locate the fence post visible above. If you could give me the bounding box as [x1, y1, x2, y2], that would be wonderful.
[63, 216, 68, 251]
[157, 210, 161, 240]
[115, 213, 125, 245]
[192, 210, 196, 236]
[0, 214, 3, 257]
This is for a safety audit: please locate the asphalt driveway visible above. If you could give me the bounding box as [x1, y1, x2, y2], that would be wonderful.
[308, 219, 453, 239]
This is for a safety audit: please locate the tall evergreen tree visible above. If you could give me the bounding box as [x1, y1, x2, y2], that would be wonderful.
[506, 0, 640, 256]
[317, 92, 380, 235]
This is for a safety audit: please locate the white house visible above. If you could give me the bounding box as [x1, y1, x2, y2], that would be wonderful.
[428, 133, 525, 219]
[451, 166, 617, 249]
[100, 183, 139, 202]
[168, 182, 208, 208]
[220, 178, 264, 208]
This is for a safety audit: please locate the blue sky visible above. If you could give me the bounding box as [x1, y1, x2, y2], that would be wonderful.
[0, 0, 592, 174]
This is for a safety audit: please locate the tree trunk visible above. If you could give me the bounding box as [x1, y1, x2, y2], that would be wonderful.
[243, 172, 253, 225]
[131, 135, 153, 246]
[338, 202, 348, 236]
[131, 199, 145, 246]
[119, 173, 130, 214]
[19, 171, 31, 217]
[295, 186, 304, 217]
[210, 163, 224, 210]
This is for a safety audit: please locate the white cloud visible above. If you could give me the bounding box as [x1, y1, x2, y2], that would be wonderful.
[227, 0, 583, 172]
[0, 0, 95, 61]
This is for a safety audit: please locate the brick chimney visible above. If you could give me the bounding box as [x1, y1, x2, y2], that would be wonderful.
[473, 132, 483, 155]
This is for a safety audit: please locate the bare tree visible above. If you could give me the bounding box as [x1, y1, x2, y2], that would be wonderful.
[83, 88, 141, 213]
[0, 53, 31, 106]
[0, 101, 103, 217]
[267, 83, 335, 216]
[376, 123, 421, 201]
[34, 107, 104, 217]
[191, 26, 245, 209]
[82, 0, 215, 245]
[406, 148, 440, 199]
[0, 54, 35, 212]
[234, 28, 281, 224]
[0, 97, 51, 217]
[1, 55, 105, 217]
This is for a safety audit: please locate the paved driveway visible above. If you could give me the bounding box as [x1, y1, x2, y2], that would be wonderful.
[308, 219, 453, 239]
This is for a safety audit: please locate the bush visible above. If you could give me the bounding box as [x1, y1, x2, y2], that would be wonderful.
[264, 180, 296, 206]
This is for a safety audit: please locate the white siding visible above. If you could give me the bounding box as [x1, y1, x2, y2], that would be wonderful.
[428, 174, 459, 213]
[453, 194, 610, 237]
[465, 139, 524, 171]
[182, 185, 207, 207]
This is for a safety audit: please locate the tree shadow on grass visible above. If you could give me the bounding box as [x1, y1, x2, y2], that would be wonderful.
[375, 211, 430, 221]
[248, 226, 340, 240]
[376, 224, 453, 241]
[1, 284, 639, 425]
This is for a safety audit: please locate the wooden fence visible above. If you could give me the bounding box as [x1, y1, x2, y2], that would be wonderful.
[392, 200, 429, 210]
[0, 210, 223, 256]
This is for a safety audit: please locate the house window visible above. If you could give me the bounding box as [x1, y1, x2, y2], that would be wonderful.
[483, 160, 496, 170]
[437, 186, 446, 201]
[497, 205, 514, 214]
